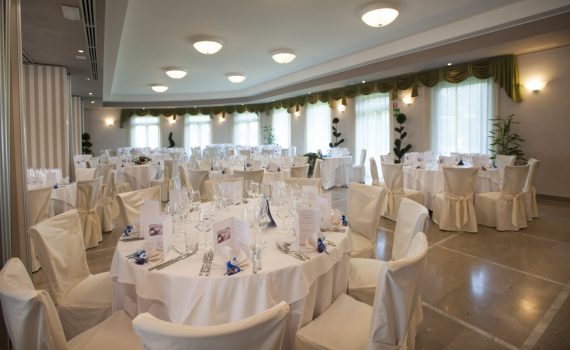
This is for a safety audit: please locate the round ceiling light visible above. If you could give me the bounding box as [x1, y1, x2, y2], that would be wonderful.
[226, 73, 246, 83]
[150, 84, 168, 93]
[192, 36, 223, 55]
[361, 2, 399, 27]
[271, 49, 296, 64]
[165, 68, 187, 79]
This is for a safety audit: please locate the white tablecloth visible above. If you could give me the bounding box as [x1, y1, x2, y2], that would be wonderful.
[209, 169, 291, 185]
[110, 205, 351, 348]
[320, 156, 352, 189]
[403, 166, 501, 210]
[28, 183, 77, 217]
[116, 164, 160, 190]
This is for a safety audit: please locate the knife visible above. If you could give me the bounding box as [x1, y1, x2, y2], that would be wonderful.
[148, 248, 198, 271]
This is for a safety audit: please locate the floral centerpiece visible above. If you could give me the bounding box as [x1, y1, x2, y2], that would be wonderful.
[134, 155, 152, 165]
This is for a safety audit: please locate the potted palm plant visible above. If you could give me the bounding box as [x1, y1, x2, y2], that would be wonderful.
[488, 114, 525, 163]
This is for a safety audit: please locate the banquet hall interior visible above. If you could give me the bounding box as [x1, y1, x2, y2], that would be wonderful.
[1, 0, 570, 349]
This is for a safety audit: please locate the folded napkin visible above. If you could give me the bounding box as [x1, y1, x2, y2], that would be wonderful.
[457, 159, 464, 166]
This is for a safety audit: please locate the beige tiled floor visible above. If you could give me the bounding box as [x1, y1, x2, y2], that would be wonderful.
[33, 187, 570, 349]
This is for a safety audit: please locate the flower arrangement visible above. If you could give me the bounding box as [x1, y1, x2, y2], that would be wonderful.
[134, 155, 152, 165]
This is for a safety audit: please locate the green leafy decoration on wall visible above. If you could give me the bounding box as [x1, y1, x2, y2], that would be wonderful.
[393, 113, 412, 163]
[329, 117, 345, 148]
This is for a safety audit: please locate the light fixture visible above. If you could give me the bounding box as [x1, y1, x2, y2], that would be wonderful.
[362, 80, 366, 84]
[105, 118, 114, 126]
[337, 104, 346, 113]
[77, 49, 84, 53]
[90, 100, 95, 104]
[151, 84, 168, 93]
[447, 62, 452, 66]
[271, 49, 296, 64]
[226, 73, 246, 83]
[165, 68, 187, 79]
[86, 77, 90, 81]
[524, 79, 546, 92]
[168, 116, 176, 125]
[88, 92, 93, 96]
[402, 95, 414, 105]
[294, 110, 301, 117]
[361, 1, 399, 27]
[192, 36, 223, 55]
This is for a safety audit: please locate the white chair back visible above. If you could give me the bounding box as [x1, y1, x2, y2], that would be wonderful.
[502, 165, 529, 194]
[116, 186, 161, 228]
[358, 149, 367, 166]
[290, 164, 309, 178]
[380, 163, 404, 192]
[233, 169, 264, 184]
[0, 258, 69, 350]
[523, 158, 540, 192]
[188, 170, 210, 197]
[471, 154, 490, 168]
[77, 177, 103, 248]
[438, 167, 479, 231]
[380, 154, 395, 164]
[293, 156, 309, 166]
[133, 302, 289, 350]
[203, 177, 244, 203]
[443, 166, 478, 197]
[198, 159, 212, 171]
[94, 163, 116, 185]
[239, 149, 252, 159]
[370, 232, 428, 350]
[347, 183, 384, 242]
[369, 157, 380, 186]
[163, 159, 179, 181]
[392, 199, 429, 261]
[284, 178, 322, 194]
[179, 165, 191, 190]
[496, 154, 516, 179]
[104, 149, 117, 158]
[313, 158, 322, 178]
[29, 210, 90, 303]
[28, 187, 52, 226]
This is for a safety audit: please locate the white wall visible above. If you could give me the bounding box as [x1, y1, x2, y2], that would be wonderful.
[84, 107, 128, 155]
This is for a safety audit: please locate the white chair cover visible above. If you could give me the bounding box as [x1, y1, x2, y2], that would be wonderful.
[28, 187, 53, 271]
[132, 302, 290, 350]
[197, 159, 212, 171]
[178, 164, 191, 190]
[188, 169, 210, 198]
[523, 158, 540, 220]
[233, 169, 265, 196]
[495, 154, 516, 180]
[290, 164, 309, 178]
[370, 157, 381, 186]
[293, 156, 309, 166]
[203, 177, 244, 202]
[347, 183, 384, 258]
[86, 156, 100, 168]
[284, 178, 323, 194]
[476, 165, 529, 231]
[151, 159, 180, 201]
[312, 158, 322, 179]
[351, 149, 367, 183]
[94, 163, 116, 186]
[239, 149, 252, 159]
[296, 233, 428, 350]
[29, 210, 113, 339]
[380, 163, 423, 221]
[380, 153, 395, 164]
[98, 169, 120, 233]
[432, 167, 479, 232]
[116, 186, 161, 229]
[77, 177, 103, 249]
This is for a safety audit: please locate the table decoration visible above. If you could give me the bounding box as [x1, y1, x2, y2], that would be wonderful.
[134, 155, 152, 165]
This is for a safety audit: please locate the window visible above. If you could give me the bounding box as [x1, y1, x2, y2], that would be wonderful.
[130, 116, 160, 148]
[233, 112, 259, 146]
[431, 77, 493, 156]
[184, 115, 211, 150]
[355, 93, 390, 158]
[271, 108, 291, 147]
[305, 102, 331, 153]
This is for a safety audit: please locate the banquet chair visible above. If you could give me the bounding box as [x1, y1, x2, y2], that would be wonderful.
[369, 157, 384, 187]
[380, 153, 395, 164]
[263, 149, 274, 156]
[312, 158, 322, 178]
[29, 210, 114, 340]
[495, 154, 516, 180]
[347, 182, 385, 258]
[476, 165, 530, 231]
[76, 177, 104, 249]
[380, 163, 423, 221]
[28, 186, 53, 272]
[348, 199, 428, 306]
[198, 159, 212, 171]
[94, 163, 116, 186]
[226, 148, 236, 157]
[296, 232, 428, 350]
[0, 258, 143, 349]
[523, 158, 540, 220]
[188, 169, 210, 198]
[179, 164, 192, 191]
[116, 186, 161, 229]
[239, 149, 252, 159]
[351, 149, 367, 183]
[281, 148, 289, 157]
[293, 156, 309, 166]
[203, 177, 244, 203]
[86, 156, 100, 168]
[290, 164, 310, 178]
[284, 177, 323, 194]
[432, 167, 479, 233]
[233, 169, 265, 196]
[151, 159, 180, 201]
[104, 149, 117, 158]
[98, 169, 122, 233]
[132, 301, 289, 350]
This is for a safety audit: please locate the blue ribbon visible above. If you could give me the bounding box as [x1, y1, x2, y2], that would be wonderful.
[122, 225, 134, 237]
[318, 238, 329, 255]
[225, 256, 242, 275]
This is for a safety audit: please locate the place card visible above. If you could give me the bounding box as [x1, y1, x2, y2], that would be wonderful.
[212, 216, 250, 263]
[141, 212, 172, 255]
[296, 207, 321, 248]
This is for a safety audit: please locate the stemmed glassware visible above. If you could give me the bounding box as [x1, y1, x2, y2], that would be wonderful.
[196, 207, 215, 251]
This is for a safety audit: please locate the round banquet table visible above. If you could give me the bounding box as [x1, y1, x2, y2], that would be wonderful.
[209, 169, 291, 184]
[110, 205, 351, 348]
[116, 164, 161, 190]
[320, 156, 352, 190]
[403, 165, 501, 210]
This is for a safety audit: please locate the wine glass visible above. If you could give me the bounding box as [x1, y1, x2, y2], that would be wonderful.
[196, 207, 214, 251]
[188, 190, 201, 212]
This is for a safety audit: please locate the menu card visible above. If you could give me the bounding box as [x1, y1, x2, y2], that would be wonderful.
[212, 217, 250, 263]
[296, 207, 321, 248]
[140, 200, 171, 254]
[317, 193, 332, 230]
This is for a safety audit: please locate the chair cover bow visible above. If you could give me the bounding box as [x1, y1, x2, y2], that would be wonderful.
[444, 193, 473, 228]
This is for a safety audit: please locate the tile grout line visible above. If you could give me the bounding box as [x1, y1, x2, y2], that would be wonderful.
[428, 233, 459, 249]
[519, 282, 570, 350]
[434, 245, 565, 287]
[422, 302, 518, 350]
[515, 231, 570, 247]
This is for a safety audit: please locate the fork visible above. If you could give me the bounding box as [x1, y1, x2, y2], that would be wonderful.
[199, 251, 208, 276]
[204, 249, 214, 276]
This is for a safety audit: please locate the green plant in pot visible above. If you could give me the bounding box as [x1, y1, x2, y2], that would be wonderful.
[263, 126, 276, 145]
[329, 117, 344, 148]
[168, 132, 175, 148]
[488, 114, 525, 163]
[81, 133, 93, 155]
[393, 113, 411, 163]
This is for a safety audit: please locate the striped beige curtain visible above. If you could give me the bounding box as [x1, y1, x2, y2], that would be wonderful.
[70, 96, 83, 156]
[23, 64, 72, 176]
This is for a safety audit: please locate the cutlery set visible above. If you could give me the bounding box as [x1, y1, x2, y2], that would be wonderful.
[199, 249, 214, 276]
[276, 242, 310, 261]
[148, 243, 199, 271]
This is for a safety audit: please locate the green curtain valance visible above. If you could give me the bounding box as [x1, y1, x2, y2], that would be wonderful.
[120, 54, 521, 127]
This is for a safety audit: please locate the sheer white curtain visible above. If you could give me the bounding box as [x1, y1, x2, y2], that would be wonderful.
[130, 116, 160, 148]
[431, 77, 493, 156]
[233, 112, 259, 146]
[355, 93, 390, 159]
[184, 114, 211, 151]
[272, 108, 291, 148]
[305, 102, 331, 153]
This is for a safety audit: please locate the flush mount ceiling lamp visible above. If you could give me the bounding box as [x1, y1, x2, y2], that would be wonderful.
[192, 36, 223, 55]
[271, 49, 296, 64]
[165, 68, 187, 79]
[226, 73, 246, 83]
[150, 84, 168, 93]
[361, 1, 399, 27]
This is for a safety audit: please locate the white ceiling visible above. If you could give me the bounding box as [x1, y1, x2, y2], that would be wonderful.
[103, 0, 570, 106]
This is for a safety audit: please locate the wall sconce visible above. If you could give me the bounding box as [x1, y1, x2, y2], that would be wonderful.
[402, 95, 414, 105]
[218, 114, 225, 123]
[168, 116, 176, 125]
[294, 110, 301, 118]
[524, 79, 546, 93]
[337, 104, 346, 113]
[104, 118, 114, 127]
